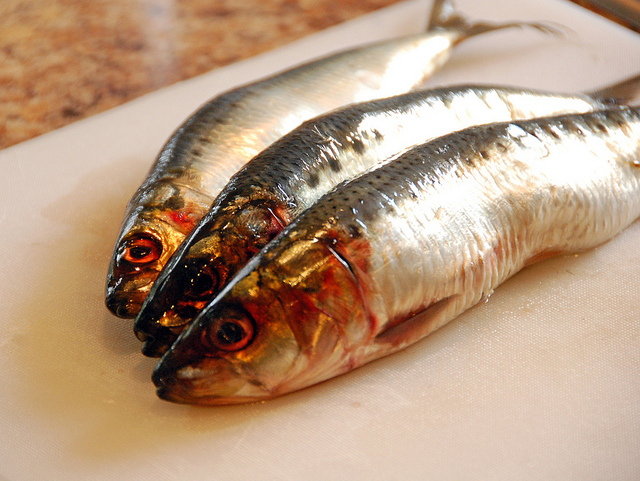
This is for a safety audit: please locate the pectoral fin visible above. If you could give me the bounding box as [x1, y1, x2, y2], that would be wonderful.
[374, 295, 459, 351]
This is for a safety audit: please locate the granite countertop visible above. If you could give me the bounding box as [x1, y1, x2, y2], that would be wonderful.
[0, 0, 635, 151]
[0, 0, 401, 150]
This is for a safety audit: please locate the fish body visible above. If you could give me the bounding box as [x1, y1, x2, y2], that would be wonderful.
[106, 0, 552, 318]
[134, 81, 627, 357]
[152, 107, 640, 405]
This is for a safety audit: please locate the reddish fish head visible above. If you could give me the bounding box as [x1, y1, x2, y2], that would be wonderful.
[106, 181, 210, 318]
[134, 199, 288, 357]
[152, 236, 368, 405]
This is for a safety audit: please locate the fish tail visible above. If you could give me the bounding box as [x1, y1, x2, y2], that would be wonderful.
[426, 0, 461, 31]
[586, 73, 640, 106]
[427, 0, 565, 42]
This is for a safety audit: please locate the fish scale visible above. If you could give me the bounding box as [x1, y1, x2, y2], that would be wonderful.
[152, 107, 640, 405]
[351, 109, 638, 335]
[107, 0, 556, 318]
[134, 83, 631, 356]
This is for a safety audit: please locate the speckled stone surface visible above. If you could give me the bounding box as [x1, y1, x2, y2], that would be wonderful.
[0, 0, 630, 150]
[0, 0, 402, 150]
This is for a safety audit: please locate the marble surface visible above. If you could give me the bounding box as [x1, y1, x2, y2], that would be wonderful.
[0, 0, 401, 150]
[0, 0, 633, 150]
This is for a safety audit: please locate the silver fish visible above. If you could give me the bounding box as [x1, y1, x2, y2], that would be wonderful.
[105, 0, 557, 318]
[133, 76, 640, 357]
[152, 107, 640, 405]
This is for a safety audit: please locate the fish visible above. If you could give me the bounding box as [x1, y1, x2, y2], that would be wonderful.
[133, 75, 640, 357]
[151, 107, 640, 405]
[105, 0, 558, 318]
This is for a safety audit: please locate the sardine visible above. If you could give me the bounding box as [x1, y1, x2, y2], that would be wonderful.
[133, 76, 640, 357]
[105, 0, 557, 318]
[151, 107, 640, 405]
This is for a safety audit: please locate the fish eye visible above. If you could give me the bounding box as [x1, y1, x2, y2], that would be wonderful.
[121, 235, 162, 265]
[183, 264, 219, 300]
[203, 310, 255, 352]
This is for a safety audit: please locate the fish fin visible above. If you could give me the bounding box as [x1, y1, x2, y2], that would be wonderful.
[586, 73, 640, 106]
[427, 0, 565, 42]
[427, 0, 461, 32]
[524, 249, 563, 268]
[374, 295, 459, 351]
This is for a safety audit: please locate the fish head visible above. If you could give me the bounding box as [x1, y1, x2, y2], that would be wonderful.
[106, 181, 210, 318]
[134, 198, 290, 357]
[152, 235, 368, 405]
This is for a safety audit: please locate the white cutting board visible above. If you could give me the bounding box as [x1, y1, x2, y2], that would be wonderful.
[0, 0, 638, 479]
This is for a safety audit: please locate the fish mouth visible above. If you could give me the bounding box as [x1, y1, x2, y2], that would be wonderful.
[105, 291, 146, 318]
[134, 309, 189, 357]
[105, 275, 156, 318]
[152, 353, 270, 405]
[154, 382, 265, 406]
[140, 329, 178, 357]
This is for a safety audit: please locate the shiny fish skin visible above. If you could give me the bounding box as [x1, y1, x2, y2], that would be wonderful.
[105, 0, 554, 319]
[152, 108, 640, 405]
[134, 83, 622, 357]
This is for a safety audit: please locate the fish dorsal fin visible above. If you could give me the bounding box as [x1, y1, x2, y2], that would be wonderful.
[587, 73, 640, 107]
[427, 0, 465, 31]
[427, 0, 563, 42]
